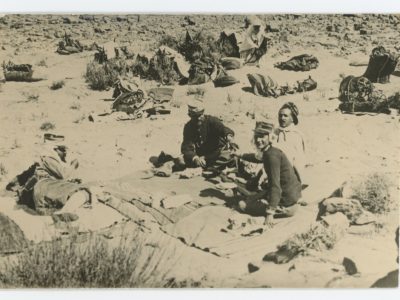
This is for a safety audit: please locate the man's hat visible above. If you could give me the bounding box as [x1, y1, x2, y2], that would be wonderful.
[187, 98, 205, 113]
[254, 121, 274, 135]
[54, 145, 68, 152]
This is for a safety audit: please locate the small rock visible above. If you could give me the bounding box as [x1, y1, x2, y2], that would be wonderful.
[354, 211, 376, 225]
[248, 262, 260, 273]
[343, 257, 358, 275]
[321, 212, 349, 231]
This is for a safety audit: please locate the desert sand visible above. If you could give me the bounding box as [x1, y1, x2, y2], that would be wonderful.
[0, 14, 399, 288]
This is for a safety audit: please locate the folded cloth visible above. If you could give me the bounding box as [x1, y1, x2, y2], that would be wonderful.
[162, 194, 192, 209]
[153, 161, 174, 177]
[177, 167, 203, 179]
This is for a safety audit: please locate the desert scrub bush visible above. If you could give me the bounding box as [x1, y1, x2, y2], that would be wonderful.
[22, 92, 39, 102]
[0, 233, 204, 288]
[278, 223, 337, 256]
[40, 122, 55, 131]
[69, 102, 81, 110]
[36, 59, 48, 67]
[157, 34, 181, 51]
[347, 172, 395, 214]
[0, 162, 7, 177]
[84, 58, 128, 91]
[50, 80, 65, 90]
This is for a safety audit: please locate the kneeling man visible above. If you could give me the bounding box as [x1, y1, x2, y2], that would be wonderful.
[236, 121, 302, 227]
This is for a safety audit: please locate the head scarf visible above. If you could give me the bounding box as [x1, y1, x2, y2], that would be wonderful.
[279, 102, 299, 125]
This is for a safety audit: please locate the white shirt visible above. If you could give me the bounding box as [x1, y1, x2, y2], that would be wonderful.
[274, 124, 306, 181]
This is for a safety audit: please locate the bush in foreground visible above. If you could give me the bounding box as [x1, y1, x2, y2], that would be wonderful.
[0, 233, 203, 288]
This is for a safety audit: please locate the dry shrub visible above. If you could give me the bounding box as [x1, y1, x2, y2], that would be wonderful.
[0, 162, 7, 177]
[278, 223, 337, 256]
[157, 34, 181, 51]
[84, 58, 128, 91]
[347, 172, 395, 214]
[40, 122, 55, 131]
[23, 92, 39, 102]
[50, 80, 65, 90]
[37, 59, 48, 67]
[69, 102, 81, 110]
[0, 233, 204, 288]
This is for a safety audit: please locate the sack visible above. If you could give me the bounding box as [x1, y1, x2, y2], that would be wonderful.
[296, 76, 317, 92]
[275, 54, 319, 71]
[220, 57, 242, 70]
[363, 46, 399, 84]
[213, 67, 239, 88]
[247, 73, 279, 97]
[188, 59, 215, 85]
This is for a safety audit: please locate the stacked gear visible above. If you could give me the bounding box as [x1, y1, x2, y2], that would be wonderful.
[2, 61, 33, 82]
[338, 75, 390, 114]
[56, 33, 83, 55]
[363, 46, 399, 84]
[111, 82, 173, 119]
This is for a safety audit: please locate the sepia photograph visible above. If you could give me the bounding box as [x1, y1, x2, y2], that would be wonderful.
[0, 1, 399, 292]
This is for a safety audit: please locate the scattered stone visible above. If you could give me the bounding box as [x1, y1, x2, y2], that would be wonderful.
[343, 257, 359, 275]
[248, 262, 260, 273]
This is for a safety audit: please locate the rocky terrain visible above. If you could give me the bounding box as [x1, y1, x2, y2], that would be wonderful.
[0, 14, 399, 288]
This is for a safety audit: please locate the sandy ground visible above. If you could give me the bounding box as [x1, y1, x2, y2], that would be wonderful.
[0, 14, 399, 287]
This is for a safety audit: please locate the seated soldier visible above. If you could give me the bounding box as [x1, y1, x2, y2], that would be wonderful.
[235, 121, 302, 228]
[239, 16, 268, 66]
[179, 98, 237, 171]
[6, 141, 90, 219]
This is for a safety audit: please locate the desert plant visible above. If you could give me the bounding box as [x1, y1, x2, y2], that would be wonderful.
[50, 80, 65, 90]
[40, 122, 55, 131]
[69, 102, 81, 110]
[348, 172, 394, 214]
[157, 34, 181, 51]
[278, 223, 337, 256]
[0, 233, 204, 288]
[23, 92, 39, 102]
[0, 162, 7, 177]
[37, 59, 48, 67]
[84, 58, 127, 91]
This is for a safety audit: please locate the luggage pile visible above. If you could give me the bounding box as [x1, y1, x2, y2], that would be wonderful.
[247, 74, 317, 98]
[111, 79, 173, 120]
[2, 61, 33, 82]
[338, 75, 390, 114]
[56, 33, 83, 55]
